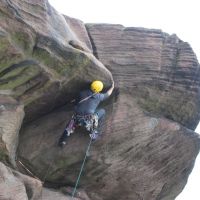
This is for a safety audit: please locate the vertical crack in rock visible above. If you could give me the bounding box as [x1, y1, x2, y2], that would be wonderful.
[85, 25, 99, 59]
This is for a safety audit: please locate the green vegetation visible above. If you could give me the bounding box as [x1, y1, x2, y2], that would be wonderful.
[33, 47, 59, 71]
[1, 66, 26, 79]
[0, 37, 9, 49]
[0, 36, 24, 73]
[0, 148, 9, 164]
[11, 31, 32, 53]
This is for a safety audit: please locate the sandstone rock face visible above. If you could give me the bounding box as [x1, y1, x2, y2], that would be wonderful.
[41, 188, 73, 200]
[0, 0, 200, 200]
[41, 187, 89, 200]
[0, 95, 24, 166]
[18, 95, 200, 200]
[86, 24, 200, 130]
[0, 0, 112, 122]
[0, 162, 42, 200]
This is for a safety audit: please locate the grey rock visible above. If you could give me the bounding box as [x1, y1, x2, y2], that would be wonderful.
[0, 162, 42, 200]
[0, 95, 24, 166]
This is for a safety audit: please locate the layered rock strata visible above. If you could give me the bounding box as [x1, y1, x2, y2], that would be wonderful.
[86, 24, 200, 129]
[0, 0, 200, 200]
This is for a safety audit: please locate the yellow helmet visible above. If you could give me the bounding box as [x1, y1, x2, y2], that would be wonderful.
[91, 80, 104, 93]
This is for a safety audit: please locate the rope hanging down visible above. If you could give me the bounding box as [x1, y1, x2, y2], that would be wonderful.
[18, 138, 93, 199]
[71, 137, 93, 198]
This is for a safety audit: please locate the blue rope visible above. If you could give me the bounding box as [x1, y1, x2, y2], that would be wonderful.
[71, 137, 93, 198]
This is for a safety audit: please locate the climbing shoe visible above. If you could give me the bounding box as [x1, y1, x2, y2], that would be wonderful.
[89, 130, 99, 141]
[58, 140, 66, 148]
[58, 129, 70, 147]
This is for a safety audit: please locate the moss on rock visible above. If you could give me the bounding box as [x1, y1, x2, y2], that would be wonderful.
[0, 146, 9, 165]
[11, 31, 33, 54]
[0, 64, 41, 91]
[0, 36, 24, 73]
[33, 46, 90, 78]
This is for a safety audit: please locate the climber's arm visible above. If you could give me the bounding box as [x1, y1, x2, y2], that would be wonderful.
[106, 81, 114, 96]
[98, 80, 115, 101]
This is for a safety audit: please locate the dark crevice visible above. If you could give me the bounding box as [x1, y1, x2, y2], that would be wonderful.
[6, 0, 21, 19]
[0, 60, 39, 78]
[0, 67, 27, 84]
[68, 40, 85, 52]
[85, 25, 99, 59]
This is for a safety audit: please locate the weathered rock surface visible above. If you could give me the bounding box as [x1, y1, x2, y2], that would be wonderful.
[41, 187, 90, 200]
[0, 161, 87, 200]
[18, 94, 200, 200]
[86, 24, 200, 130]
[0, 0, 112, 123]
[41, 188, 73, 200]
[0, 0, 200, 200]
[0, 94, 24, 166]
[0, 162, 42, 200]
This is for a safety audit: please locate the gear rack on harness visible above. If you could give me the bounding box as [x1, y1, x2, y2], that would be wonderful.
[58, 113, 99, 147]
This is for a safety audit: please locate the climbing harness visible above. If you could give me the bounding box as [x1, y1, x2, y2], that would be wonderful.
[59, 113, 99, 145]
[75, 113, 98, 132]
[61, 92, 98, 138]
[71, 137, 93, 198]
[17, 95, 101, 199]
[18, 91, 105, 199]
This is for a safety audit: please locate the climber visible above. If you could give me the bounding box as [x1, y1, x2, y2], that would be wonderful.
[58, 80, 114, 147]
